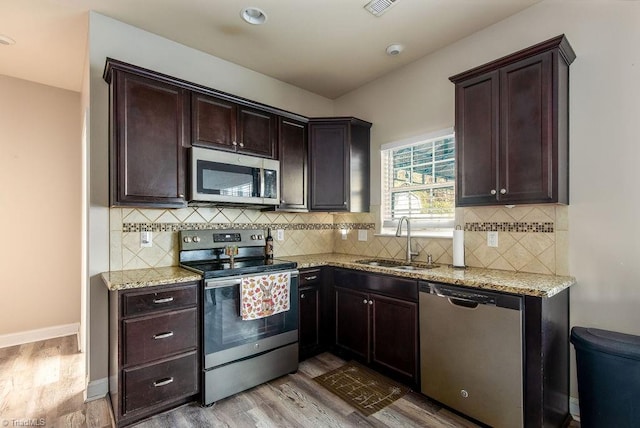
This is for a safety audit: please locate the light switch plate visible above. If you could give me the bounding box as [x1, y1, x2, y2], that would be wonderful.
[276, 229, 284, 241]
[140, 231, 153, 247]
[487, 231, 498, 247]
[358, 230, 368, 241]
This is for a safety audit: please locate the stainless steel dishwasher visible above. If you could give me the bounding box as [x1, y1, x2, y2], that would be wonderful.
[419, 282, 523, 428]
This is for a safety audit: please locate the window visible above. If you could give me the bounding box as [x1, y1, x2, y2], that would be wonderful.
[381, 130, 455, 233]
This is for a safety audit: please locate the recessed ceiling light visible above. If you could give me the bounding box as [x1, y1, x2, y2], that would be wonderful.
[0, 34, 16, 45]
[386, 44, 404, 56]
[240, 7, 267, 25]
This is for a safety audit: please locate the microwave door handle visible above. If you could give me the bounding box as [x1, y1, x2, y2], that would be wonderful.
[259, 167, 265, 199]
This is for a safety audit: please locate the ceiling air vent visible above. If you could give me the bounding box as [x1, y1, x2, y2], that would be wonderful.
[364, 0, 399, 17]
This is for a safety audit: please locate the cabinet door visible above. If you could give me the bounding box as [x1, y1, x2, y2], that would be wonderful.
[238, 106, 276, 158]
[334, 287, 369, 360]
[299, 285, 319, 360]
[455, 71, 499, 206]
[192, 92, 237, 151]
[112, 71, 188, 207]
[499, 52, 554, 203]
[309, 122, 349, 211]
[279, 118, 308, 210]
[371, 294, 418, 383]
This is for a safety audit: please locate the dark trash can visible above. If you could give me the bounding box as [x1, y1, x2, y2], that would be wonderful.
[570, 326, 640, 428]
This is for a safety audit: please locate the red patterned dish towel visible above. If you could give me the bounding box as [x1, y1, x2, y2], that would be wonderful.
[240, 271, 291, 320]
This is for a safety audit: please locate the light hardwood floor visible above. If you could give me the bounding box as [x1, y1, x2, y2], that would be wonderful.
[0, 335, 112, 427]
[1, 336, 580, 427]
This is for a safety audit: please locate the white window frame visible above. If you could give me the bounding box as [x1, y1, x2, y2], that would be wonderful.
[380, 128, 455, 237]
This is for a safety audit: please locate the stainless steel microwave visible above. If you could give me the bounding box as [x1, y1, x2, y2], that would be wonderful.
[189, 147, 279, 206]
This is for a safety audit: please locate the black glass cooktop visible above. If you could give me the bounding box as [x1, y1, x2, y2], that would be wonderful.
[180, 258, 297, 279]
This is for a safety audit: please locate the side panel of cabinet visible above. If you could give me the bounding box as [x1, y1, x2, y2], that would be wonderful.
[192, 92, 237, 151]
[279, 118, 308, 210]
[112, 71, 188, 207]
[371, 294, 418, 383]
[309, 123, 349, 211]
[455, 71, 499, 206]
[334, 287, 369, 360]
[238, 106, 276, 158]
[500, 52, 554, 203]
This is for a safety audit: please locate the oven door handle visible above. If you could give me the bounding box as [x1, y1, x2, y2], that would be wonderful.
[205, 278, 243, 290]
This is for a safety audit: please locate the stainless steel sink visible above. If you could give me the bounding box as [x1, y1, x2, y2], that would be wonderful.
[355, 259, 439, 271]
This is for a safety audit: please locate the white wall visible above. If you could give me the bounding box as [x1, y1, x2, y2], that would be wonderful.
[0, 75, 81, 337]
[85, 12, 335, 392]
[335, 0, 640, 397]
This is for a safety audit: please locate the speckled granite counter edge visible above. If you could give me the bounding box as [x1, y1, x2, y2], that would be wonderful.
[100, 254, 576, 297]
[101, 266, 202, 291]
[284, 253, 576, 298]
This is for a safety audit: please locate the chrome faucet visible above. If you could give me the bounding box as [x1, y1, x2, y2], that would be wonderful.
[395, 216, 419, 263]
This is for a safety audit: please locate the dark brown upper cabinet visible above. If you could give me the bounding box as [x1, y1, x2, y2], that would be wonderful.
[192, 92, 276, 159]
[278, 117, 308, 211]
[450, 35, 576, 207]
[104, 63, 190, 208]
[308, 118, 371, 212]
[192, 92, 237, 152]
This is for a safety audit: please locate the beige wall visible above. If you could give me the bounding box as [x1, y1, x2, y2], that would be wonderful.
[0, 75, 81, 335]
[335, 0, 640, 398]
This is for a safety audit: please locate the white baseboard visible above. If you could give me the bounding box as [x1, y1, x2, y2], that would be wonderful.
[0, 323, 79, 349]
[85, 377, 109, 402]
[570, 396, 580, 421]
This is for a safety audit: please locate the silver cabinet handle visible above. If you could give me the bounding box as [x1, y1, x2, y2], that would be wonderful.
[153, 377, 174, 387]
[239, 142, 244, 148]
[178, 193, 184, 198]
[304, 276, 317, 281]
[153, 297, 174, 304]
[368, 300, 373, 305]
[500, 188, 507, 194]
[232, 141, 237, 146]
[363, 299, 368, 304]
[153, 331, 174, 340]
[490, 189, 497, 195]
[301, 293, 305, 299]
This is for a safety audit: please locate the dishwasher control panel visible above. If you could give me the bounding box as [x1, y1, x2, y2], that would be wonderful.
[419, 282, 521, 310]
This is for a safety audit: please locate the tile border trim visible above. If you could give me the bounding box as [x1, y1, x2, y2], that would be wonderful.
[122, 222, 376, 233]
[464, 222, 554, 233]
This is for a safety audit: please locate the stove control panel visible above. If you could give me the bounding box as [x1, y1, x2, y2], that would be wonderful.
[179, 229, 266, 251]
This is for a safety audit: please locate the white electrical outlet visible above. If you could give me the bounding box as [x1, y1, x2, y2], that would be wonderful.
[276, 229, 284, 241]
[140, 231, 153, 247]
[487, 231, 498, 247]
[358, 230, 368, 241]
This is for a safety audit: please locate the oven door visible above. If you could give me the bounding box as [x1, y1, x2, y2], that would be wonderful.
[190, 147, 279, 205]
[202, 270, 298, 369]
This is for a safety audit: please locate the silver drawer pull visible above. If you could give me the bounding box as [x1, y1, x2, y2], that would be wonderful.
[304, 275, 317, 281]
[153, 331, 174, 340]
[153, 377, 174, 387]
[153, 297, 174, 304]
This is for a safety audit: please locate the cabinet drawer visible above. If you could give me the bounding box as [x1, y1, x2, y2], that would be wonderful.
[123, 282, 198, 316]
[299, 269, 321, 286]
[333, 269, 418, 301]
[123, 308, 197, 366]
[123, 352, 198, 414]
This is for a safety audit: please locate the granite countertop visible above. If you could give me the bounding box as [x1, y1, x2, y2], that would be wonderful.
[101, 253, 576, 297]
[283, 253, 576, 298]
[101, 266, 202, 291]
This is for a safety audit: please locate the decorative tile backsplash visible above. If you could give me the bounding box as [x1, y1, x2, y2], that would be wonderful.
[109, 204, 568, 276]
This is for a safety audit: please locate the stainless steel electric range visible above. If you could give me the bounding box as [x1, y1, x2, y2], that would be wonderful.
[179, 228, 299, 406]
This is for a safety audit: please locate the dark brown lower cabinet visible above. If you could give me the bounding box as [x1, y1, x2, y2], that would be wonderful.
[298, 268, 325, 360]
[332, 269, 419, 387]
[109, 281, 200, 427]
